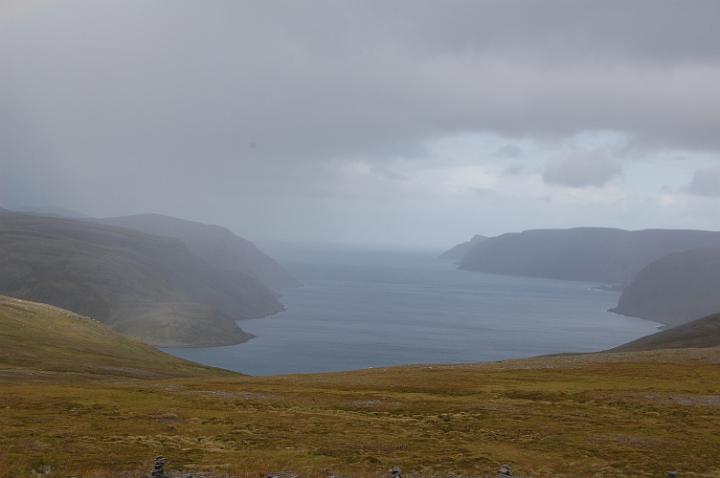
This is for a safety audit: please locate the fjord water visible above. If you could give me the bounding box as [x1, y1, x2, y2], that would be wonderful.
[164, 246, 659, 375]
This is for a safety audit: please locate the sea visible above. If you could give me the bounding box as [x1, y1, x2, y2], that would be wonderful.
[163, 245, 660, 376]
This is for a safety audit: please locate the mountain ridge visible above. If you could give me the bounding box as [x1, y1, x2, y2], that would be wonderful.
[611, 247, 720, 325]
[459, 227, 720, 284]
[96, 213, 300, 291]
[0, 212, 283, 346]
[440, 234, 488, 261]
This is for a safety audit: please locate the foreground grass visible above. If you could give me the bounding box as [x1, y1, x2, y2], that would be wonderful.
[2, 349, 720, 477]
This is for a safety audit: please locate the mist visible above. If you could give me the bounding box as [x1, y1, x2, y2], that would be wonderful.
[2, 0, 719, 246]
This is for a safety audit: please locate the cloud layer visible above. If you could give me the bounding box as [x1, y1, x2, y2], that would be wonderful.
[543, 153, 622, 188]
[1, 1, 719, 245]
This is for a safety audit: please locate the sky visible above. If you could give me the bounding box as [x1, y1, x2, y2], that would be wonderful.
[1, 0, 719, 248]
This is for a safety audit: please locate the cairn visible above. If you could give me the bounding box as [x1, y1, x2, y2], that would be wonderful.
[390, 466, 402, 478]
[151, 456, 166, 478]
[497, 464, 512, 477]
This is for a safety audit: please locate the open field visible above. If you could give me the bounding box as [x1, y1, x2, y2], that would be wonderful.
[3, 349, 720, 477]
[2, 297, 720, 477]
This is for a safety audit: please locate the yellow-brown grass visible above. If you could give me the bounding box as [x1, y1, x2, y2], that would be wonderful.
[2, 349, 720, 477]
[2, 297, 720, 477]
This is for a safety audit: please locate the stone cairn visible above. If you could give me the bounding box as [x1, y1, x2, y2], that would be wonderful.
[497, 464, 512, 478]
[151, 456, 166, 478]
[148, 458, 681, 477]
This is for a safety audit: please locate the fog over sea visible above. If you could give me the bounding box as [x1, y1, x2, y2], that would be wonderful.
[164, 245, 660, 375]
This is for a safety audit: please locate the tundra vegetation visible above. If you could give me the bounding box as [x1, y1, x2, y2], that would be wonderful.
[1, 297, 720, 477]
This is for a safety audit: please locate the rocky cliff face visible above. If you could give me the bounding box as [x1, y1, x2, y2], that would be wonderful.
[460, 228, 720, 284]
[611, 247, 720, 325]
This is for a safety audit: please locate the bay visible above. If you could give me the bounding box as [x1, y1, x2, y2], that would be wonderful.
[164, 246, 659, 375]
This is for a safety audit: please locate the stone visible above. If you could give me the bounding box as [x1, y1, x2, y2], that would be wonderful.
[497, 463, 512, 477]
[151, 456, 166, 478]
[390, 466, 402, 478]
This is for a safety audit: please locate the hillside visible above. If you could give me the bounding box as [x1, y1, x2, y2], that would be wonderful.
[1, 296, 720, 476]
[612, 247, 720, 325]
[440, 234, 487, 261]
[97, 214, 300, 291]
[0, 212, 284, 346]
[460, 227, 720, 284]
[2, 342, 720, 477]
[613, 312, 720, 351]
[0, 296, 224, 379]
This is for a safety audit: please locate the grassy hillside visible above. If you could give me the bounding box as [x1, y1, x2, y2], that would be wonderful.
[0, 212, 284, 346]
[3, 350, 720, 477]
[0, 296, 226, 379]
[614, 312, 720, 352]
[98, 214, 301, 291]
[1, 301, 720, 477]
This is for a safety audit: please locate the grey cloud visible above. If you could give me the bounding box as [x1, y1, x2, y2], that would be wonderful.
[495, 145, 522, 158]
[542, 153, 622, 188]
[1, 1, 719, 245]
[685, 169, 720, 197]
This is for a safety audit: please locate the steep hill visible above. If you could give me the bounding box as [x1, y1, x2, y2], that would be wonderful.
[0, 296, 224, 378]
[440, 234, 487, 261]
[460, 227, 720, 284]
[613, 312, 720, 351]
[97, 214, 300, 291]
[611, 247, 720, 325]
[0, 212, 283, 346]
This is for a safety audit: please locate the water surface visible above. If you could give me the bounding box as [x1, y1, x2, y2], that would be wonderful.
[164, 247, 659, 375]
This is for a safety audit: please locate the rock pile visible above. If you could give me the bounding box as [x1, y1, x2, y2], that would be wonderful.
[496, 464, 512, 477]
[146, 457, 682, 477]
[151, 456, 166, 478]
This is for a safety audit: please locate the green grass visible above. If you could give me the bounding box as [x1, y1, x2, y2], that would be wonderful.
[2, 298, 720, 477]
[0, 296, 227, 379]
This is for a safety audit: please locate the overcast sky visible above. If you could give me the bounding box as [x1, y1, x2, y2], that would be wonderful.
[1, 0, 719, 248]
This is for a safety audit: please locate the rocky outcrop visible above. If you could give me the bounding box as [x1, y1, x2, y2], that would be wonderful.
[611, 248, 720, 325]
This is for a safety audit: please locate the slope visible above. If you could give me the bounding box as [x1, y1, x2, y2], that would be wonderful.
[0, 296, 225, 379]
[97, 213, 300, 291]
[613, 312, 720, 351]
[439, 234, 488, 261]
[0, 212, 283, 346]
[611, 247, 720, 325]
